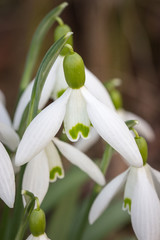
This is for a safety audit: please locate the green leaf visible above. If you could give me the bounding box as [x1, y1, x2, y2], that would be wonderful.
[82, 199, 130, 240]
[41, 167, 88, 213]
[47, 188, 79, 239]
[19, 2, 68, 96]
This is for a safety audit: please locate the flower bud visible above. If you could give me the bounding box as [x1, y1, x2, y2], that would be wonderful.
[54, 24, 73, 55]
[135, 136, 148, 165]
[63, 52, 85, 89]
[29, 208, 46, 237]
[110, 89, 123, 110]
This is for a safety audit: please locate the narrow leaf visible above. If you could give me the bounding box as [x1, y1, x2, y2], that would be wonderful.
[19, 2, 68, 95]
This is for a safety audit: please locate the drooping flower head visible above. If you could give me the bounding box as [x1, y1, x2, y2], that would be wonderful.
[15, 48, 143, 169]
[89, 136, 160, 240]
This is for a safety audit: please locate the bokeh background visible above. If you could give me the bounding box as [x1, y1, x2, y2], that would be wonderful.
[0, 0, 160, 239]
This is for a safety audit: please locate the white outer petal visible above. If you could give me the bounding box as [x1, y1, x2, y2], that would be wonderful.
[51, 56, 68, 100]
[13, 81, 34, 130]
[0, 101, 12, 126]
[38, 57, 60, 109]
[74, 128, 100, 152]
[15, 89, 71, 166]
[0, 142, 15, 208]
[0, 122, 19, 151]
[131, 165, 160, 240]
[85, 68, 115, 111]
[118, 109, 155, 141]
[81, 87, 143, 167]
[89, 169, 129, 224]
[53, 137, 105, 186]
[22, 151, 49, 205]
[150, 166, 160, 199]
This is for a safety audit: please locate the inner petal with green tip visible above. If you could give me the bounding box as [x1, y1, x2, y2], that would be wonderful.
[50, 166, 63, 181]
[45, 142, 64, 182]
[123, 198, 132, 214]
[64, 89, 90, 142]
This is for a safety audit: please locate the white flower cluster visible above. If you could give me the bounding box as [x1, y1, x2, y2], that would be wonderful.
[0, 18, 158, 240]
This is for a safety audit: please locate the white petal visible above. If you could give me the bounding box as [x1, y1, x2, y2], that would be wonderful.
[0, 142, 15, 207]
[89, 169, 129, 224]
[22, 151, 49, 205]
[38, 57, 60, 109]
[15, 88, 71, 166]
[26, 233, 51, 240]
[81, 87, 143, 167]
[118, 109, 155, 141]
[13, 81, 34, 130]
[11, 154, 20, 174]
[64, 89, 90, 142]
[0, 101, 12, 126]
[74, 128, 100, 152]
[0, 122, 19, 151]
[131, 166, 160, 240]
[51, 56, 68, 99]
[150, 166, 160, 199]
[85, 68, 115, 111]
[123, 167, 137, 214]
[45, 142, 64, 182]
[53, 137, 105, 186]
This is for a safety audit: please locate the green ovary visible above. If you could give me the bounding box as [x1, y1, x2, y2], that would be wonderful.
[50, 167, 63, 180]
[124, 198, 131, 212]
[69, 123, 89, 139]
[57, 89, 66, 98]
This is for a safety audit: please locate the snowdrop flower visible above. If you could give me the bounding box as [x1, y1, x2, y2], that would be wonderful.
[0, 90, 19, 151]
[0, 142, 15, 207]
[15, 51, 143, 167]
[26, 233, 50, 240]
[22, 137, 105, 204]
[89, 163, 160, 240]
[13, 58, 114, 131]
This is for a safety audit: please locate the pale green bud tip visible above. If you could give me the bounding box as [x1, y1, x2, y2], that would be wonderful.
[135, 136, 148, 165]
[54, 24, 73, 56]
[110, 89, 123, 110]
[63, 52, 85, 89]
[29, 208, 46, 237]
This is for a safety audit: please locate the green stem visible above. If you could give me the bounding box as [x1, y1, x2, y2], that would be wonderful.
[55, 17, 64, 26]
[15, 198, 35, 240]
[9, 166, 25, 239]
[131, 127, 139, 138]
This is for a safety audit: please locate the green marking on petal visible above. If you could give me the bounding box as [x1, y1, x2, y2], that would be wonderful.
[50, 166, 63, 180]
[57, 89, 66, 98]
[124, 198, 131, 212]
[69, 123, 89, 140]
